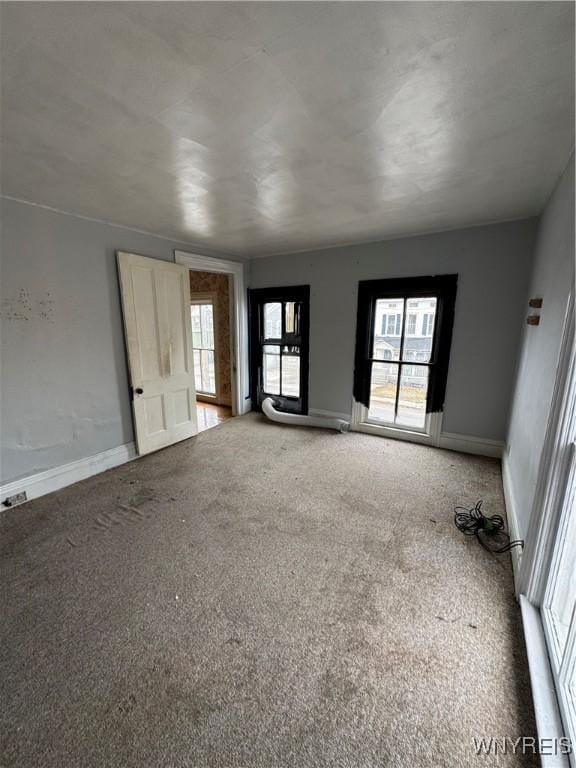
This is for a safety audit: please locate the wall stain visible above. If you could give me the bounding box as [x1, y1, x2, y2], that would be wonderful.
[1, 289, 55, 322]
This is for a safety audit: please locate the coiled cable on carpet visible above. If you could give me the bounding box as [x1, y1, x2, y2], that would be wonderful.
[454, 500, 524, 554]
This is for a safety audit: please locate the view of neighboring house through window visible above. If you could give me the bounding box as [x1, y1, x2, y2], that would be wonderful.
[369, 297, 437, 429]
[422, 312, 435, 336]
[382, 313, 402, 336]
[191, 302, 216, 395]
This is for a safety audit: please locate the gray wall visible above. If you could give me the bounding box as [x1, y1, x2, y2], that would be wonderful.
[250, 219, 537, 440]
[505, 155, 575, 539]
[0, 198, 232, 484]
[0, 197, 541, 486]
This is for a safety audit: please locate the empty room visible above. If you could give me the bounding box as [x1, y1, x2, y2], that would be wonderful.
[1, 2, 575, 766]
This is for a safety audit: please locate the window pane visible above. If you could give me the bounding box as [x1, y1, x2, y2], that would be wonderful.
[201, 304, 214, 349]
[566, 646, 576, 744]
[263, 344, 280, 395]
[568, 658, 576, 736]
[281, 347, 300, 397]
[191, 306, 202, 348]
[264, 303, 282, 339]
[368, 362, 399, 423]
[396, 365, 429, 429]
[285, 302, 296, 334]
[191, 303, 215, 351]
[373, 298, 404, 361]
[201, 349, 216, 394]
[193, 349, 202, 392]
[403, 298, 437, 363]
[548, 485, 576, 657]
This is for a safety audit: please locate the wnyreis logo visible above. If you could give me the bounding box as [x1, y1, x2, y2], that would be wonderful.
[473, 737, 573, 756]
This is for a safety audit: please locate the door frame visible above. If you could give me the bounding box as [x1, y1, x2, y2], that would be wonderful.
[174, 251, 250, 416]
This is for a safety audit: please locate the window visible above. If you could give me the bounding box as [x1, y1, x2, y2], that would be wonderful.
[249, 286, 310, 415]
[191, 302, 216, 395]
[262, 305, 300, 398]
[262, 344, 280, 395]
[264, 302, 282, 339]
[381, 313, 402, 336]
[261, 342, 301, 399]
[285, 302, 296, 334]
[422, 312, 435, 337]
[539, 327, 576, 754]
[370, 297, 437, 429]
[354, 275, 457, 435]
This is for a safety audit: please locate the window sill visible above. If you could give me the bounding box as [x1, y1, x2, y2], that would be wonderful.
[196, 393, 218, 403]
[352, 420, 436, 446]
[351, 406, 503, 458]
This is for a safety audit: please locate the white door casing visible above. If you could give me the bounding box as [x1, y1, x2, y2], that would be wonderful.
[118, 251, 198, 455]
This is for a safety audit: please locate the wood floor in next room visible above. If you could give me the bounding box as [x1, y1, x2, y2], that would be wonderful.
[0, 413, 537, 768]
[196, 401, 232, 432]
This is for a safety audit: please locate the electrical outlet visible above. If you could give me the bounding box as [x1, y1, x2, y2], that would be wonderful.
[3, 491, 27, 507]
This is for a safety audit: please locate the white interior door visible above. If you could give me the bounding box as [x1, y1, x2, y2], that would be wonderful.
[117, 251, 197, 455]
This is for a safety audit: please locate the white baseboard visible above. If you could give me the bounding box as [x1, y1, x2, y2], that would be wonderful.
[0, 442, 137, 511]
[501, 452, 523, 581]
[438, 431, 504, 458]
[309, 408, 352, 422]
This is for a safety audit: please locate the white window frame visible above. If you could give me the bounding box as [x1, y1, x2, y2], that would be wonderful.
[514, 291, 575, 766]
[352, 398, 443, 447]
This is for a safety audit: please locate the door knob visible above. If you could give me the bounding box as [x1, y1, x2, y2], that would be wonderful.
[134, 387, 144, 395]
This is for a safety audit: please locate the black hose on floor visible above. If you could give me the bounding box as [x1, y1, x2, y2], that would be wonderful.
[454, 500, 524, 554]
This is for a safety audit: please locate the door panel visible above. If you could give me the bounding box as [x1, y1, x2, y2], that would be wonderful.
[249, 286, 309, 414]
[130, 264, 162, 380]
[118, 252, 198, 455]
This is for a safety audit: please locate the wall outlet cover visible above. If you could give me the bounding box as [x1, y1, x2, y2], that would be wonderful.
[3, 491, 27, 507]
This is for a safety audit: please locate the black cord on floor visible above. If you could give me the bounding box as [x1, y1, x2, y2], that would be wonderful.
[454, 500, 524, 554]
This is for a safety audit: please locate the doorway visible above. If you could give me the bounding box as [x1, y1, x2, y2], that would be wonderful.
[175, 251, 251, 426]
[249, 285, 310, 414]
[189, 272, 234, 432]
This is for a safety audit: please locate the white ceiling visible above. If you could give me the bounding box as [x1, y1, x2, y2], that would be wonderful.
[1, 2, 574, 258]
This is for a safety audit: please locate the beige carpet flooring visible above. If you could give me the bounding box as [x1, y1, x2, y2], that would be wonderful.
[0, 413, 537, 767]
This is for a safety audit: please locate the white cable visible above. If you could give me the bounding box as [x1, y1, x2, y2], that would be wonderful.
[262, 397, 350, 433]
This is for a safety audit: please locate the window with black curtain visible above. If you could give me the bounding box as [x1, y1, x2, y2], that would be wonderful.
[354, 275, 457, 433]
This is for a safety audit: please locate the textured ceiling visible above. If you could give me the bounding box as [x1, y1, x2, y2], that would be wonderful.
[1, 2, 574, 257]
